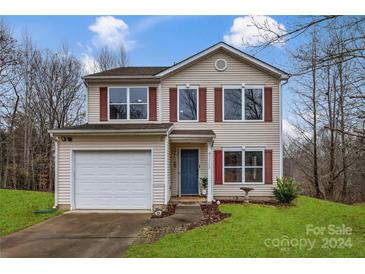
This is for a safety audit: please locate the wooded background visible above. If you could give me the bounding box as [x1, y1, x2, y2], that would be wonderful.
[0, 16, 364, 202]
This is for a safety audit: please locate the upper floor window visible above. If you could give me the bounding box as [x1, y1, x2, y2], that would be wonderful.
[178, 86, 198, 121]
[223, 86, 263, 121]
[109, 87, 148, 120]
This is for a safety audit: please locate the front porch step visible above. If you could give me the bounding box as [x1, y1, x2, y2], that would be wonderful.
[170, 196, 207, 204]
[175, 203, 203, 215]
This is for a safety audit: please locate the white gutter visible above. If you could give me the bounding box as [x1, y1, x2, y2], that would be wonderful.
[279, 79, 289, 178]
[83, 75, 159, 79]
[169, 134, 215, 138]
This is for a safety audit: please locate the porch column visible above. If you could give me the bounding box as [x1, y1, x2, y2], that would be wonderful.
[207, 141, 213, 202]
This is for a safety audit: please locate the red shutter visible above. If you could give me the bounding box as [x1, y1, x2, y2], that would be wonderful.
[214, 87, 222, 122]
[99, 87, 108, 121]
[149, 87, 157, 121]
[214, 150, 223, 185]
[169, 88, 177, 122]
[199, 87, 207, 122]
[265, 149, 273, 184]
[264, 87, 272, 122]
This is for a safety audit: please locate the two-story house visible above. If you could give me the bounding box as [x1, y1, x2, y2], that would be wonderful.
[49, 42, 289, 211]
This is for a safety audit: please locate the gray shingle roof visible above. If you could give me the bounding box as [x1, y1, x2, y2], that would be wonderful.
[84, 66, 169, 78]
[52, 123, 173, 131]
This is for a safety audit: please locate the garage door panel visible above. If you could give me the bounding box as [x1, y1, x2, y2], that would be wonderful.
[74, 150, 151, 210]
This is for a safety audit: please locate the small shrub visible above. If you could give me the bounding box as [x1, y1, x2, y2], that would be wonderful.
[273, 177, 299, 204]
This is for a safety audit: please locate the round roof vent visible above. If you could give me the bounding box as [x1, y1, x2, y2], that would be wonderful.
[215, 58, 227, 71]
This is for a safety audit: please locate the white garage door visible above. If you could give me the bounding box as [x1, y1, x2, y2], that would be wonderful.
[74, 150, 151, 210]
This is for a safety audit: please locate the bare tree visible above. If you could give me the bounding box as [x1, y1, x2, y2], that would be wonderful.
[91, 44, 129, 73]
[0, 19, 18, 86]
[282, 23, 365, 202]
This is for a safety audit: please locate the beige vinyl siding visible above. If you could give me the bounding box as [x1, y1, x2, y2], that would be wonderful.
[161, 51, 281, 197]
[87, 86, 100, 123]
[57, 135, 165, 206]
[170, 143, 208, 196]
[87, 84, 160, 124]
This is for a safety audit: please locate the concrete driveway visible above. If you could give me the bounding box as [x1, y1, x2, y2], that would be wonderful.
[0, 213, 150, 258]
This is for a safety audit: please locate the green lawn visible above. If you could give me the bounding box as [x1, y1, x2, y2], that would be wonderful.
[0, 189, 61, 237]
[126, 196, 365, 257]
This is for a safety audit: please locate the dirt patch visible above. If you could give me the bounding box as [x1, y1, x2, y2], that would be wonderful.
[151, 204, 176, 219]
[134, 204, 230, 244]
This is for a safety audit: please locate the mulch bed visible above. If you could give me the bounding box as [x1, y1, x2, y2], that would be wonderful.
[187, 203, 230, 230]
[219, 199, 280, 206]
[151, 203, 177, 218]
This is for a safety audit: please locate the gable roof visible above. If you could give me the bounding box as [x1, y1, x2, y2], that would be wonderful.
[83, 42, 289, 81]
[155, 42, 289, 79]
[84, 66, 169, 78]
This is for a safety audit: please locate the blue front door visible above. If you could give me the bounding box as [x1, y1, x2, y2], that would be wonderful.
[181, 149, 199, 195]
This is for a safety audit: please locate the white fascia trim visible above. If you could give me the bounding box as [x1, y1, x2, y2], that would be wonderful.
[83, 75, 159, 79]
[169, 135, 215, 139]
[155, 43, 289, 79]
[48, 129, 170, 135]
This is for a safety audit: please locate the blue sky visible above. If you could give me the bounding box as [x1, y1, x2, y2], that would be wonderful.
[5, 15, 301, 120]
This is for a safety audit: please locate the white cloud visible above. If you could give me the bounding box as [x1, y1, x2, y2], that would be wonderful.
[223, 15, 286, 48]
[81, 53, 99, 74]
[283, 119, 298, 139]
[89, 16, 134, 50]
[133, 16, 174, 33]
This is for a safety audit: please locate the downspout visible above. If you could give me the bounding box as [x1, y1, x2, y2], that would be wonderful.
[279, 78, 289, 178]
[207, 139, 215, 202]
[82, 77, 89, 124]
[164, 134, 169, 205]
[51, 134, 59, 209]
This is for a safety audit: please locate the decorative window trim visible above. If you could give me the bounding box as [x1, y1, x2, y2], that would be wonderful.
[222, 85, 265, 122]
[215, 58, 228, 71]
[177, 85, 199, 122]
[108, 86, 149, 121]
[223, 147, 265, 185]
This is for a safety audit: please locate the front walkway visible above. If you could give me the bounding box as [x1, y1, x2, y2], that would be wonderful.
[132, 204, 203, 244]
[149, 204, 203, 228]
[0, 213, 150, 258]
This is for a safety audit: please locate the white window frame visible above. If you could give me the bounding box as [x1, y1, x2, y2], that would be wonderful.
[177, 85, 199, 122]
[244, 148, 265, 184]
[223, 147, 265, 185]
[223, 147, 244, 184]
[222, 85, 264, 122]
[108, 86, 149, 121]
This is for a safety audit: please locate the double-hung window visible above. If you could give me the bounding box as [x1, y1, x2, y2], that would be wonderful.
[178, 86, 198, 121]
[109, 87, 148, 120]
[223, 148, 264, 184]
[223, 86, 263, 121]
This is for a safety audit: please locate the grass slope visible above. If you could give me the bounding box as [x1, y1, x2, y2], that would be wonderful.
[0, 189, 61, 237]
[126, 196, 365, 257]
